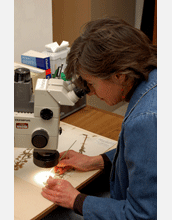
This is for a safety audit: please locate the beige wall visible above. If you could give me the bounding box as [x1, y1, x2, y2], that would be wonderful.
[14, 0, 136, 112]
[52, 0, 136, 45]
[52, 0, 91, 46]
[52, 0, 136, 112]
[135, 0, 144, 29]
[91, 0, 136, 26]
[14, 0, 53, 62]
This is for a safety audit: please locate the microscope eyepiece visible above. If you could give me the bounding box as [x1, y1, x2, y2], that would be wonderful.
[73, 85, 90, 98]
[73, 87, 85, 98]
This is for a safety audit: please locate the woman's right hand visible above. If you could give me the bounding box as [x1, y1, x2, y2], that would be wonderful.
[54, 150, 104, 175]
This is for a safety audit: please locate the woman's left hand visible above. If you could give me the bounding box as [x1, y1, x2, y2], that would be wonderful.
[41, 176, 80, 209]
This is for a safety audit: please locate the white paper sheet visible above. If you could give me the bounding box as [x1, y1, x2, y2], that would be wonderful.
[14, 122, 117, 188]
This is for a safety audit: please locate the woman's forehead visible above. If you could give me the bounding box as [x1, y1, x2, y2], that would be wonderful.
[80, 72, 96, 82]
[78, 68, 96, 82]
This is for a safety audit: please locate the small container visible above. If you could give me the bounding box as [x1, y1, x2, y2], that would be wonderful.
[42, 47, 70, 77]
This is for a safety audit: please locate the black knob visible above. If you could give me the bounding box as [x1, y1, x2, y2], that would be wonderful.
[59, 127, 62, 135]
[14, 68, 31, 82]
[32, 129, 49, 148]
[73, 87, 85, 98]
[40, 108, 53, 120]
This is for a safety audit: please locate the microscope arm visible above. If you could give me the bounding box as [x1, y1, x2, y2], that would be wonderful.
[14, 76, 86, 168]
[14, 78, 81, 149]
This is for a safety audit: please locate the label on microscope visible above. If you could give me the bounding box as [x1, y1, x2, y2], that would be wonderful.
[16, 123, 28, 129]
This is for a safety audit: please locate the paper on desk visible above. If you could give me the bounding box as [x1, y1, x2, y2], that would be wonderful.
[14, 122, 117, 189]
[58, 122, 116, 155]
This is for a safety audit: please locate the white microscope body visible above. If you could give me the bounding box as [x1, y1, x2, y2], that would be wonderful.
[14, 67, 87, 168]
[14, 78, 78, 151]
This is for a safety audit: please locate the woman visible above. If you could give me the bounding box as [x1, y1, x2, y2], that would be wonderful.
[42, 17, 157, 219]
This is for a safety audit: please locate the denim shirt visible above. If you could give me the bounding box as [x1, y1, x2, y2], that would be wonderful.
[83, 69, 157, 220]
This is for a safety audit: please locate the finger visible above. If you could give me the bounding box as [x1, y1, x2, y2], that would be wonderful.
[59, 151, 69, 159]
[46, 178, 63, 188]
[57, 159, 75, 169]
[57, 159, 69, 166]
[43, 180, 64, 193]
[47, 177, 58, 187]
[59, 150, 75, 159]
[42, 187, 58, 197]
[41, 191, 58, 204]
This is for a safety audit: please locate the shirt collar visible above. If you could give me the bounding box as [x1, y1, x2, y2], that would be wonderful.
[124, 69, 157, 121]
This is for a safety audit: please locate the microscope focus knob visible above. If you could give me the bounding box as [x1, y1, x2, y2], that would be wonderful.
[40, 108, 53, 120]
[59, 127, 62, 135]
[32, 129, 49, 148]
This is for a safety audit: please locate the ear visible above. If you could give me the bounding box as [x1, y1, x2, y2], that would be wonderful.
[111, 73, 126, 84]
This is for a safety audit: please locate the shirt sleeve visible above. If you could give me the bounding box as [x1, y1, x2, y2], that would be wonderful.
[105, 148, 116, 163]
[81, 113, 157, 220]
[73, 193, 87, 215]
[73, 153, 112, 215]
[101, 153, 113, 175]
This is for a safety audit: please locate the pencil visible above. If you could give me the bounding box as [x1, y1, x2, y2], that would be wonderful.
[58, 140, 77, 162]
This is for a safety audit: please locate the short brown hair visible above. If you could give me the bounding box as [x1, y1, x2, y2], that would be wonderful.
[65, 17, 157, 88]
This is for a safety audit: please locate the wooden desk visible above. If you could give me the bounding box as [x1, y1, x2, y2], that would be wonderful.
[14, 105, 124, 220]
[62, 105, 124, 141]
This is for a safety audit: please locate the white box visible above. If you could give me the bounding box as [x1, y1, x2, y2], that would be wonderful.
[42, 47, 70, 76]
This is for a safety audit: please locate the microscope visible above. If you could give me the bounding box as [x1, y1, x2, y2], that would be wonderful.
[14, 68, 89, 168]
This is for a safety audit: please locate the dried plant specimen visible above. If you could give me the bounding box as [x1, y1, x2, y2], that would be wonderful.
[54, 168, 73, 179]
[79, 134, 88, 154]
[14, 148, 33, 170]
